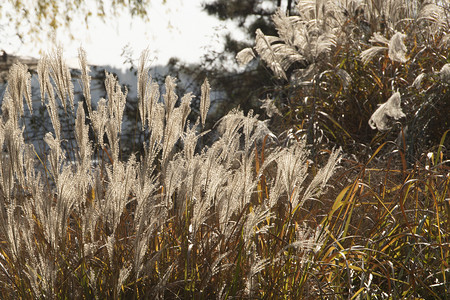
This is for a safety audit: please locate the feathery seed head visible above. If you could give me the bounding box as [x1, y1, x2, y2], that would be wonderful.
[439, 63, 450, 83]
[388, 32, 408, 63]
[78, 47, 92, 117]
[236, 47, 256, 66]
[369, 92, 406, 131]
[6, 63, 32, 116]
[200, 78, 210, 127]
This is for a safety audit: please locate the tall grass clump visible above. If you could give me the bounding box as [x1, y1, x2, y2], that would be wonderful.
[0, 48, 341, 298]
[318, 138, 450, 298]
[236, 0, 450, 298]
[238, 0, 449, 161]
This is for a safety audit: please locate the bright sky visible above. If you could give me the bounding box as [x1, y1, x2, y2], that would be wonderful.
[2, 0, 243, 70]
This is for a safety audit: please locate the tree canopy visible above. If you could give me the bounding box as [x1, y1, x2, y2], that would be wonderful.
[0, 0, 159, 44]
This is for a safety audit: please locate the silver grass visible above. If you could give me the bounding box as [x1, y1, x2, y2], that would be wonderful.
[178, 92, 193, 130]
[38, 55, 62, 139]
[364, 0, 404, 29]
[134, 223, 151, 278]
[260, 97, 281, 117]
[169, 155, 191, 214]
[22, 145, 40, 201]
[83, 241, 100, 259]
[245, 257, 270, 297]
[243, 111, 273, 152]
[250, 8, 337, 80]
[5, 205, 21, 260]
[360, 46, 387, 65]
[133, 173, 160, 278]
[236, 47, 256, 66]
[272, 10, 302, 46]
[46, 90, 62, 141]
[216, 179, 239, 236]
[182, 156, 209, 232]
[0, 119, 4, 154]
[286, 224, 325, 254]
[361, 32, 408, 64]
[0, 47, 348, 297]
[273, 8, 335, 61]
[39, 199, 57, 251]
[181, 119, 201, 161]
[105, 71, 127, 136]
[137, 52, 162, 139]
[0, 120, 15, 203]
[273, 142, 309, 208]
[81, 199, 98, 243]
[200, 78, 210, 127]
[163, 158, 183, 210]
[1, 92, 19, 128]
[137, 49, 152, 129]
[217, 153, 258, 237]
[412, 72, 426, 89]
[75, 104, 92, 169]
[243, 206, 273, 244]
[313, 32, 336, 57]
[419, 2, 447, 34]
[439, 63, 450, 83]
[102, 157, 137, 235]
[162, 105, 184, 166]
[53, 165, 79, 246]
[300, 148, 340, 207]
[31, 164, 77, 251]
[254, 29, 288, 80]
[147, 80, 161, 130]
[6, 62, 32, 115]
[23, 254, 41, 297]
[369, 92, 406, 131]
[144, 102, 165, 168]
[3, 118, 26, 188]
[204, 155, 228, 200]
[336, 68, 352, 89]
[360, 33, 390, 65]
[163, 76, 178, 120]
[34, 253, 57, 295]
[90, 98, 108, 148]
[116, 266, 132, 296]
[44, 132, 64, 181]
[273, 42, 307, 71]
[217, 109, 274, 157]
[78, 47, 93, 117]
[388, 32, 408, 63]
[37, 55, 57, 107]
[296, 0, 317, 17]
[48, 47, 74, 112]
[106, 235, 115, 267]
[191, 190, 211, 235]
[204, 252, 232, 286]
[369, 32, 390, 45]
[105, 119, 120, 162]
[38, 52, 49, 104]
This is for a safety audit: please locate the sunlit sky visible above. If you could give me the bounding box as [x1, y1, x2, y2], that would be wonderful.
[2, 0, 244, 70]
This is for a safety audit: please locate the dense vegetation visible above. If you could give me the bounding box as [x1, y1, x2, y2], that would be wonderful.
[0, 0, 449, 298]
